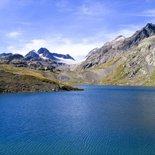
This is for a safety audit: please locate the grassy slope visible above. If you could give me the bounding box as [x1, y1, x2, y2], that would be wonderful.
[60, 55, 154, 86]
[0, 64, 83, 93]
[144, 71, 155, 86]
[100, 61, 153, 86]
[101, 63, 128, 85]
[54, 56, 122, 85]
[99, 37, 155, 86]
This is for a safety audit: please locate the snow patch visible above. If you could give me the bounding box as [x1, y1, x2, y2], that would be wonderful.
[39, 53, 49, 60]
[53, 56, 76, 64]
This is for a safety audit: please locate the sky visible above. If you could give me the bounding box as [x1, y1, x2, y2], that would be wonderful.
[0, 0, 155, 60]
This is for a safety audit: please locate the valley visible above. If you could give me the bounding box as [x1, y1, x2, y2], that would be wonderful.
[1, 23, 155, 93]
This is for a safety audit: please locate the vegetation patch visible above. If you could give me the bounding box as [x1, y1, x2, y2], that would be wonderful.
[0, 64, 83, 94]
[101, 62, 129, 85]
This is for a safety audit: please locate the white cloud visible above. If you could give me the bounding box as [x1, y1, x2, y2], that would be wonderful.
[139, 9, 155, 17]
[77, 1, 109, 17]
[104, 25, 141, 40]
[7, 46, 17, 53]
[7, 25, 141, 60]
[55, 0, 109, 16]
[7, 39, 46, 55]
[8, 38, 102, 60]
[81, 25, 140, 44]
[7, 31, 21, 38]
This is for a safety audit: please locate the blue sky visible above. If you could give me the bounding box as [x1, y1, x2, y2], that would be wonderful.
[0, 0, 155, 59]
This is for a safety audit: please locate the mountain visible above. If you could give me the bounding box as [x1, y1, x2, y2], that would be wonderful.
[0, 53, 24, 62]
[0, 48, 75, 70]
[24, 47, 75, 63]
[25, 50, 40, 60]
[52, 53, 75, 60]
[0, 53, 12, 58]
[1, 23, 155, 87]
[0, 48, 75, 64]
[81, 23, 155, 69]
[37, 48, 58, 60]
[54, 23, 155, 86]
[36, 47, 75, 62]
[0, 53, 24, 59]
[120, 23, 155, 50]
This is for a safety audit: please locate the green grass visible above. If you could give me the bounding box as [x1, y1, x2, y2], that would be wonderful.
[0, 64, 83, 93]
[101, 62, 129, 85]
[0, 64, 45, 78]
[144, 71, 155, 86]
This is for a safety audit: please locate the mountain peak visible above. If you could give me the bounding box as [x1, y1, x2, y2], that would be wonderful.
[31, 49, 36, 53]
[145, 23, 155, 29]
[139, 23, 155, 36]
[37, 47, 50, 54]
[25, 50, 40, 60]
[120, 23, 155, 50]
[52, 53, 75, 61]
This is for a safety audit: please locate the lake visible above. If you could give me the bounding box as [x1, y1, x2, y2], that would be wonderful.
[0, 85, 155, 155]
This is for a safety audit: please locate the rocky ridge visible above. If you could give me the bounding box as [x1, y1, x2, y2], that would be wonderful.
[0, 48, 75, 71]
[55, 23, 155, 86]
[1, 23, 155, 86]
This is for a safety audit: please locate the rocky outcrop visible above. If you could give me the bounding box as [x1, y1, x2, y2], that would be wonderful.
[55, 23, 155, 86]
[81, 23, 155, 70]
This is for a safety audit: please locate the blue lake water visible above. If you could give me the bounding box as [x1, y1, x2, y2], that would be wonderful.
[0, 85, 155, 155]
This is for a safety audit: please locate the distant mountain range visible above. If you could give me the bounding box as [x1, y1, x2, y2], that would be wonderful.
[25, 48, 75, 62]
[0, 48, 75, 70]
[1, 23, 155, 88]
[0, 47, 75, 62]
